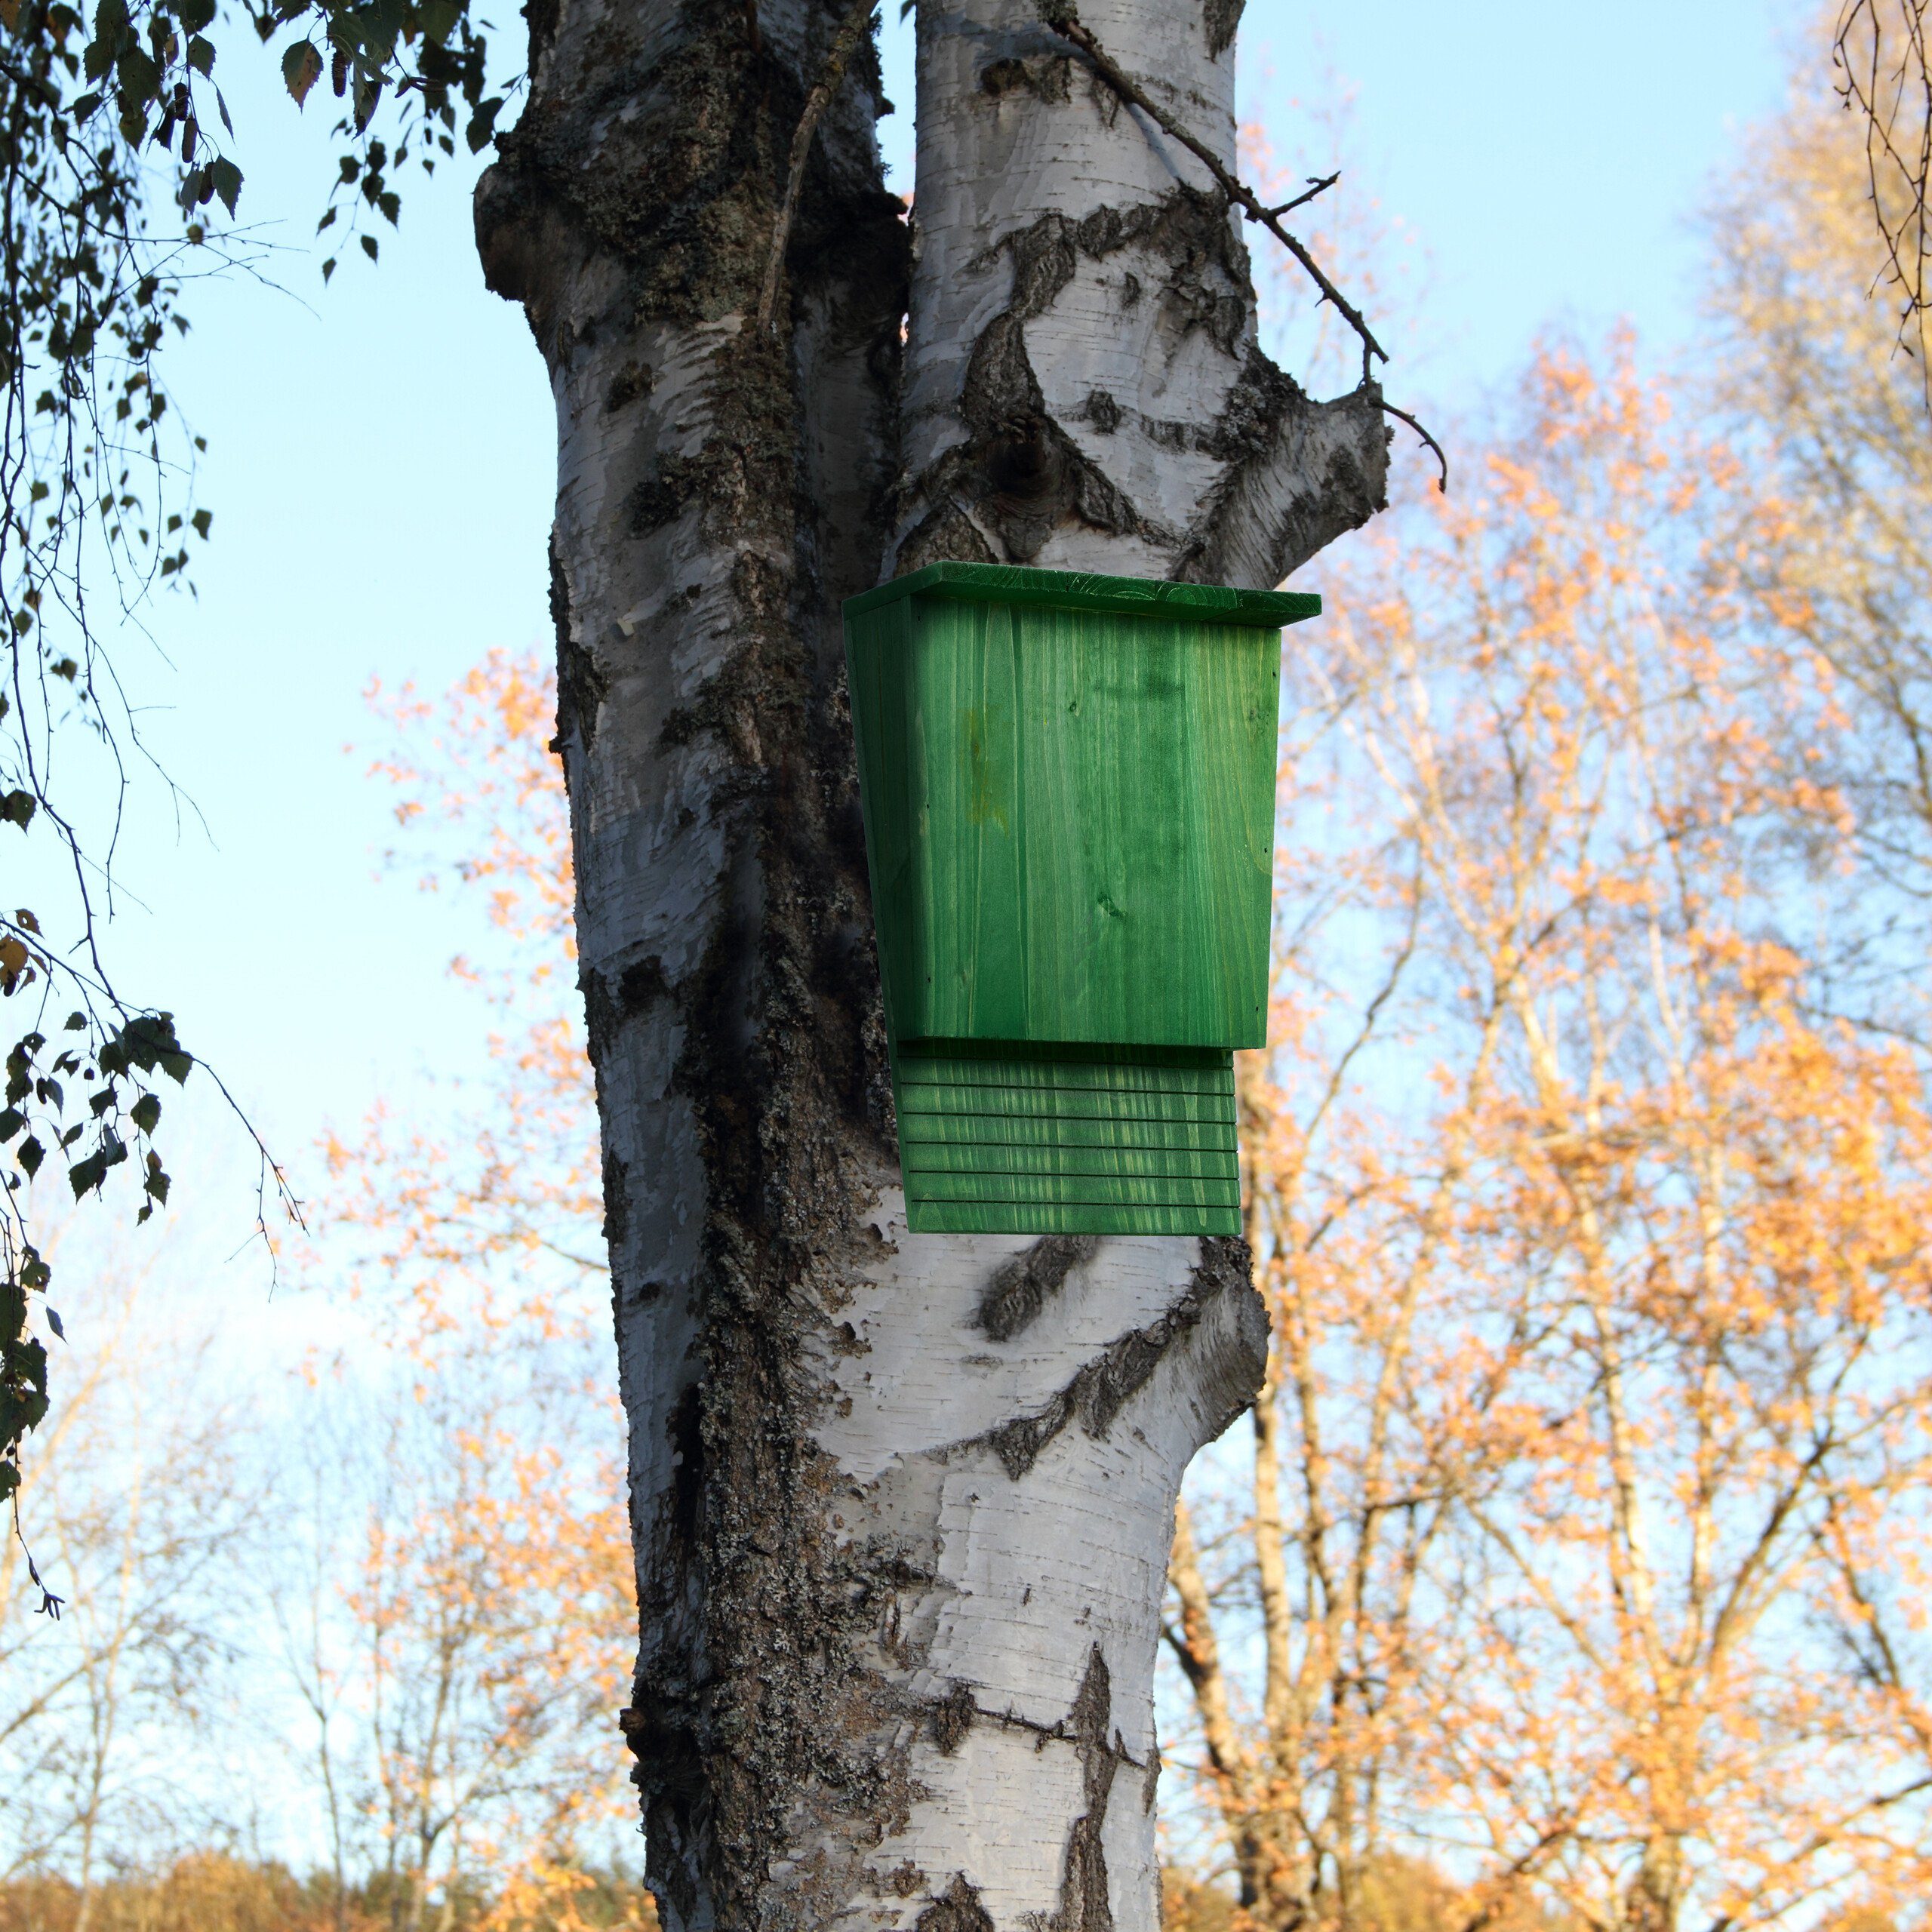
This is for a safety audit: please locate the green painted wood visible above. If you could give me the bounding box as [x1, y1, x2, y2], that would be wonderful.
[901, 1050, 1233, 1093]
[848, 589, 1291, 1049]
[906, 1143, 1234, 1179]
[844, 561, 1321, 629]
[912, 1173, 1241, 1205]
[898, 1083, 1235, 1125]
[900, 1115, 1238, 1152]
[906, 1201, 1244, 1236]
[894, 1046, 1241, 1236]
[846, 563, 1315, 1235]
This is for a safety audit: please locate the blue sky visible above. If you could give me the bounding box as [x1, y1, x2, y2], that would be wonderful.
[32, 2, 1804, 1280]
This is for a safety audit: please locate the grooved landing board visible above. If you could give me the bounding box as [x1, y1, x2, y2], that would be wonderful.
[897, 1048, 1241, 1236]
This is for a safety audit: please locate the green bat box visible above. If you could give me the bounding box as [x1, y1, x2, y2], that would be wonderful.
[844, 562, 1318, 1235]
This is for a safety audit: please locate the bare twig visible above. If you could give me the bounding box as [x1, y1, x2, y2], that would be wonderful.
[1040, 5, 1447, 489]
[1835, 0, 1932, 402]
[1270, 171, 1340, 218]
[1042, 8, 1383, 376]
[1381, 400, 1449, 493]
[758, 0, 877, 333]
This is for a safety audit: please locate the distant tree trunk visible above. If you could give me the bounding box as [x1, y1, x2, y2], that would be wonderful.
[476, 0, 1387, 1926]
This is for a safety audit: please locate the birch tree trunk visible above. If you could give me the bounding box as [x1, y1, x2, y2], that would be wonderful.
[476, 1, 1388, 1927]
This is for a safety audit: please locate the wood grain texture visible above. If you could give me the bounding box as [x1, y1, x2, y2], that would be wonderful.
[848, 586, 1289, 1050]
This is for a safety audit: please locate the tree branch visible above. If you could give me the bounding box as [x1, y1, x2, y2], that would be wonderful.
[758, 0, 878, 333]
[1040, 5, 1446, 489]
[1835, 0, 1932, 401]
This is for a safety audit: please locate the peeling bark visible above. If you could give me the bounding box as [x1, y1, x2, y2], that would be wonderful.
[891, 0, 1387, 588]
[479, 0, 1383, 1925]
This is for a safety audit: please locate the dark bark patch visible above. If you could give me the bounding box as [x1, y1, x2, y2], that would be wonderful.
[895, 502, 998, 576]
[1009, 216, 1080, 320]
[580, 964, 619, 1068]
[620, 955, 672, 1014]
[630, 451, 713, 535]
[932, 1679, 977, 1755]
[605, 358, 655, 412]
[918, 1875, 996, 1932]
[980, 54, 1072, 103]
[956, 315, 1148, 561]
[1203, 0, 1244, 59]
[521, 0, 559, 69]
[974, 1238, 1264, 1480]
[601, 1144, 629, 1259]
[1053, 1646, 1118, 1932]
[977, 1235, 1100, 1341]
[668, 1382, 705, 1555]
[987, 1406, 1066, 1484]
[1083, 389, 1121, 435]
[550, 538, 605, 757]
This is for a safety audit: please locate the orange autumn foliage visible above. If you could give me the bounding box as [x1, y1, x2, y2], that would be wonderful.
[297, 652, 635, 1931]
[1164, 340, 1932, 1932]
[326, 648, 601, 1313]
[0, 1853, 657, 1932]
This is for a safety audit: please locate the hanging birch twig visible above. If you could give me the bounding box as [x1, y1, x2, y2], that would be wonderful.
[1038, 2, 1448, 490]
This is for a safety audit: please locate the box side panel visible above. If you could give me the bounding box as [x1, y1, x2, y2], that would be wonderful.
[845, 597, 922, 1040]
[1189, 621, 1278, 1048]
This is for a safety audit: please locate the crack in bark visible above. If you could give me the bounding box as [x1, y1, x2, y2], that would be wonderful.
[932, 1678, 977, 1755]
[956, 1685, 1151, 1774]
[1053, 1645, 1118, 1932]
[549, 531, 605, 758]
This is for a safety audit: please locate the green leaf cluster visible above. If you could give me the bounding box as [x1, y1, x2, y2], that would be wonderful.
[0, 0, 511, 1506]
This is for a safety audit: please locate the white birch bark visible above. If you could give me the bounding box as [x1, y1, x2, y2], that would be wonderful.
[477, 1, 1386, 1927]
[891, 0, 1387, 585]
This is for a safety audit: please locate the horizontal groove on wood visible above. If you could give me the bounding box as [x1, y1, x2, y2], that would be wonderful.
[901, 1056, 1234, 1096]
[902, 1115, 1239, 1152]
[906, 1146, 1234, 1180]
[905, 1201, 1244, 1236]
[896, 1047, 1241, 1235]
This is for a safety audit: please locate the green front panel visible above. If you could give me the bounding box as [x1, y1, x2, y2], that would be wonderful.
[897, 1046, 1241, 1236]
[847, 578, 1285, 1052]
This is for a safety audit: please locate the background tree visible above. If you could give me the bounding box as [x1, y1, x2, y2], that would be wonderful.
[0, 1244, 259, 1911]
[0, 0, 514, 1504]
[1161, 338, 1932, 1932]
[2, 681, 651, 1925]
[1706, 47, 1932, 1003]
[1833, 0, 1932, 389]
